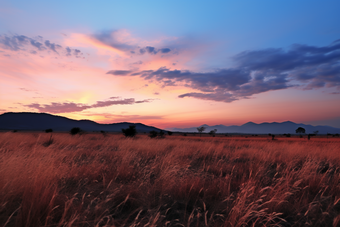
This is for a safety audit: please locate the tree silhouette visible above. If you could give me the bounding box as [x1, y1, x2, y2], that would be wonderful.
[70, 127, 81, 135]
[295, 127, 305, 134]
[149, 130, 158, 138]
[122, 125, 137, 137]
[197, 126, 206, 137]
[45, 128, 53, 133]
[159, 130, 165, 138]
[209, 129, 217, 137]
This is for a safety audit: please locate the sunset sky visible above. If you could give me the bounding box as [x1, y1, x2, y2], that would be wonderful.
[1, 0, 340, 129]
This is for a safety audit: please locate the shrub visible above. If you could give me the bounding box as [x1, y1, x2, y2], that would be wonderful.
[159, 130, 165, 138]
[149, 130, 166, 138]
[100, 130, 107, 137]
[167, 131, 173, 136]
[149, 130, 158, 138]
[70, 127, 81, 135]
[122, 125, 137, 137]
[45, 128, 53, 133]
[209, 129, 217, 137]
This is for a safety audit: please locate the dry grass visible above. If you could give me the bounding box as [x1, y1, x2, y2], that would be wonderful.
[0, 132, 340, 226]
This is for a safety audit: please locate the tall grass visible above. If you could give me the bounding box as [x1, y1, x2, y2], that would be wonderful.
[0, 132, 340, 226]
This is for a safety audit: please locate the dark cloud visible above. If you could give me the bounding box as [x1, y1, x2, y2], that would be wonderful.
[235, 42, 340, 71]
[135, 99, 152, 103]
[146, 46, 157, 54]
[106, 70, 133, 75]
[0, 35, 28, 51]
[139, 48, 146, 54]
[139, 46, 171, 55]
[179, 92, 237, 102]
[132, 67, 290, 102]
[132, 60, 143, 65]
[109, 39, 340, 102]
[25, 97, 153, 113]
[136, 67, 252, 92]
[91, 98, 135, 107]
[234, 40, 340, 90]
[160, 48, 171, 53]
[0, 34, 84, 58]
[74, 49, 81, 56]
[30, 39, 44, 50]
[66, 47, 72, 56]
[44, 40, 61, 53]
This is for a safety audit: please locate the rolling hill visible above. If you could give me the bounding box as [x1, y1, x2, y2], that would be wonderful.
[0, 112, 162, 133]
[167, 121, 340, 134]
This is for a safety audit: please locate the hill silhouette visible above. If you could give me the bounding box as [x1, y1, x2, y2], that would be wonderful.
[167, 121, 340, 134]
[0, 112, 162, 132]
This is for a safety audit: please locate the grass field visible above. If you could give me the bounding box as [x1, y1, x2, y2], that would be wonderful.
[1, 132, 340, 226]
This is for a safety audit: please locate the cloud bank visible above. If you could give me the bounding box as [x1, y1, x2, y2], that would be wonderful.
[107, 39, 340, 102]
[25, 97, 153, 113]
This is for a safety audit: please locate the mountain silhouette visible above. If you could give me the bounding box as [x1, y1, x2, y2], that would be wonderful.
[0, 112, 162, 132]
[167, 121, 340, 134]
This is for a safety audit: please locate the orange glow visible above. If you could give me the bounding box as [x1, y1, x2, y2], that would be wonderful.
[1, 31, 339, 129]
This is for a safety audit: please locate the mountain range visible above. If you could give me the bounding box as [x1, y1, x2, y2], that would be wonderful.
[0, 112, 161, 133]
[0, 112, 339, 134]
[167, 121, 340, 134]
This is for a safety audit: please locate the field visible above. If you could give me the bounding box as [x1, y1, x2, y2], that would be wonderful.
[1, 132, 340, 227]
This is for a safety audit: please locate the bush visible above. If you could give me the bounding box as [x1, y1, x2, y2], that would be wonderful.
[149, 130, 158, 138]
[100, 130, 107, 136]
[70, 127, 81, 135]
[167, 131, 173, 136]
[122, 125, 137, 137]
[209, 129, 217, 137]
[45, 128, 53, 133]
[159, 130, 165, 138]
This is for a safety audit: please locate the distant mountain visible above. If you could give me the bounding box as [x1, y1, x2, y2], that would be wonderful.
[167, 121, 340, 134]
[0, 112, 162, 133]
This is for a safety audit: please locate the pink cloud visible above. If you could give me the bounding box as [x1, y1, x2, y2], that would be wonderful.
[24, 97, 153, 113]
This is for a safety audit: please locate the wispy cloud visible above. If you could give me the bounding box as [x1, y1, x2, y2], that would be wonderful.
[25, 97, 153, 113]
[0, 34, 85, 58]
[91, 30, 172, 56]
[106, 70, 133, 75]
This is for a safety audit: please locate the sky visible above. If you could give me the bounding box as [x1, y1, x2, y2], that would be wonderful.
[0, 0, 340, 129]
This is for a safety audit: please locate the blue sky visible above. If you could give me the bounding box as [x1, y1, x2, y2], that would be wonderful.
[1, 0, 340, 128]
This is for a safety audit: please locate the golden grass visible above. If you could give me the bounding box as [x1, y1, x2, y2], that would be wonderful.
[0, 132, 340, 226]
